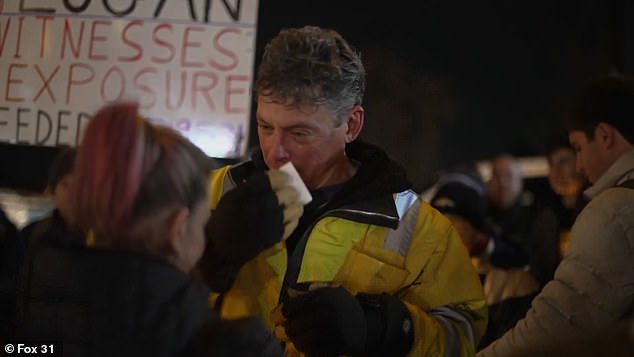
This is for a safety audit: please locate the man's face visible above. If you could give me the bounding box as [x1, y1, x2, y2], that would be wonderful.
[256, 96, 350, 190]
[568, 130, 611, 184]
[547, 147, 585, 196]
[487, 156, 522, 209]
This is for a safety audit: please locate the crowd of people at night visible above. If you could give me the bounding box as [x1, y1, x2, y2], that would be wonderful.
[1, 25, 633, 357]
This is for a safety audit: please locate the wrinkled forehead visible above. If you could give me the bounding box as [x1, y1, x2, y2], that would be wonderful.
[256, 95, 340, 125]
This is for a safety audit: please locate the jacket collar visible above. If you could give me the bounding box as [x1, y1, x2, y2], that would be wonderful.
[585, 147, 634, 198]
[234, 140, 413, 227]
[246, 140, 411, 203]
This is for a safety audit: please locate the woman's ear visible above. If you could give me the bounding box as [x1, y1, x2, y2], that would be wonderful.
[344, 105, 364, 143]
[165, 207, 190, 251]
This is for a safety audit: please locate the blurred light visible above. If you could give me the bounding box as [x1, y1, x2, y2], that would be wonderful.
[477, 156, 549, 181]
[0, 190, 54, 229]
[187, 125, 241, 158]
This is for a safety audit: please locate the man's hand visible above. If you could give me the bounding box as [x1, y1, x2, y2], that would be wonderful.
[272, 284, 414, 356]
[277, 286, 367, 356]
[200, 170, 303, 290]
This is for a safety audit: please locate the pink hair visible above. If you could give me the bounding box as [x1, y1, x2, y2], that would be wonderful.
[72, 102, 209, 245]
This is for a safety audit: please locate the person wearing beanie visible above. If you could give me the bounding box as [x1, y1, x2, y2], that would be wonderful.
[431, 167, 539, 350]
[431, 168, 529, 267]
[431, 175, 488, 256]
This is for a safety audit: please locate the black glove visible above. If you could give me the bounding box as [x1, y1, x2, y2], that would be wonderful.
[281, 286, 367, 356]
[200, 171, 302, 291]
[281, 286, 414, 357]
[206, 171, 282, 264]
[357, 293, 414, 357]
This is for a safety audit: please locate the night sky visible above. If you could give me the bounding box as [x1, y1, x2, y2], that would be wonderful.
[253, 0, 627, 189]
[0, 0, 629, 191]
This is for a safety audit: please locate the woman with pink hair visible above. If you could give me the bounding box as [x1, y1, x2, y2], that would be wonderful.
[13, 102, 299, 356]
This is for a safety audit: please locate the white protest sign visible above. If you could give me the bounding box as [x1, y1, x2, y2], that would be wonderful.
[0, 0, 258, 158]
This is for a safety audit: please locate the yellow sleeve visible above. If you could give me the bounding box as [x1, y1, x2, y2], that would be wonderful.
[209, 166, 232, 210]
[206, 165, 233, 312]
[403, 204, 488, 356]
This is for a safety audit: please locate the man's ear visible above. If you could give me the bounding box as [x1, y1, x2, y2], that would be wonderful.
[595, 122, 615, 149]
[165, 207, 190, 251]
[344, 105, 364, 143]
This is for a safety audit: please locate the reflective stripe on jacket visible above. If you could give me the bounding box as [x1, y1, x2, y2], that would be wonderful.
[209, 165, 487, 356]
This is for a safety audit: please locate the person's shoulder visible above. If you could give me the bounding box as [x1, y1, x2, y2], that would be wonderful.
[416, 200, 458, 239]
[211, 160, 259, 181]
[210, 164, 233, 181]
[572, 186, 634, 238]
[209, 161, 261, 207]
[587, 185, 634, 214]
[1, 207, 18, 241]
[19, 214, 53, 237]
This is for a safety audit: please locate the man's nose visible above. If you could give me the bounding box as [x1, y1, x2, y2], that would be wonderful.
[270, 132, 291, 166]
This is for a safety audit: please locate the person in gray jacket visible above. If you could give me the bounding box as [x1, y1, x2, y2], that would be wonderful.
[478, 74, 634, 356]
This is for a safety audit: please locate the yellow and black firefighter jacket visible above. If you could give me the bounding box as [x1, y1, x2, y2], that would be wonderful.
[207, 141, 487, 356]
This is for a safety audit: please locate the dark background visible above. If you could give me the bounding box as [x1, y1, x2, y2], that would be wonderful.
[1, 0, 632, 192]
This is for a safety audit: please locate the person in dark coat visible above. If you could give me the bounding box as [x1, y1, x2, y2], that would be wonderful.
[0, 147, 83, 340]
[430, 166, 539, 351]
[13, 102, 296, 357]
[486, 154, 561, 288]
[543, 135, 590, 256]
[19, 146, 80, 248]
[0, 206, 18, 340]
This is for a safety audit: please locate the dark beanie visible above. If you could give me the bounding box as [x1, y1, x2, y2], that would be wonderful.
[431, 174, 486, 231]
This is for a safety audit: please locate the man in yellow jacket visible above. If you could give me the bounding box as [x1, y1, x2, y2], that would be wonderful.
[200, 25, 487, 356]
